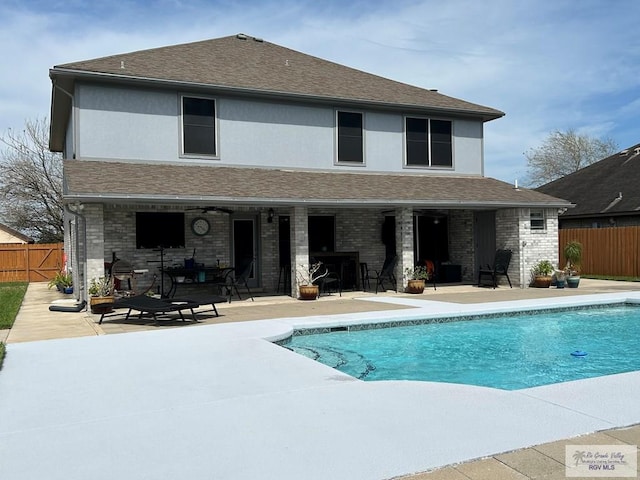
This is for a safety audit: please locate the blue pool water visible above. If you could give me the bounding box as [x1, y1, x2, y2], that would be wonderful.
[284, 305, 640, 390]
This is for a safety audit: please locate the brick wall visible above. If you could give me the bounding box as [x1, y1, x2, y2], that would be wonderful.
[522, 208, 560, 285]
[494, 207, 559, 287]
[449, 210, 475, 281]
[75, 204, 560, 295]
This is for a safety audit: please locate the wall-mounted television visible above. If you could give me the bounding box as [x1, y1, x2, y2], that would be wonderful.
[136, 212, 185, 249]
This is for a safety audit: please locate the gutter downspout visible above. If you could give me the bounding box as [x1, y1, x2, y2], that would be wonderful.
[520, 240, 527, 289]
[58, 81, 84, 303]
[65, 203, 87, 306]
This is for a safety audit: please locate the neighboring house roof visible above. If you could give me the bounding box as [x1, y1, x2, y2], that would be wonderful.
[0, 223, 34, 244]
[537, 143, 640, 218]
[63, 160, 569, 209]
[50, 34, 504, 151]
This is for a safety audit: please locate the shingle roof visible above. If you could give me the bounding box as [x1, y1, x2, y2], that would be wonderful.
[63, 160, 568, 209]
[536, 143, 640, 218]
[0, 223, 34, 243]
[51, 34, 503, 119]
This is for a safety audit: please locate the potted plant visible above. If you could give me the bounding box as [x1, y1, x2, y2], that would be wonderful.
[88, 276, 115, 314]
[48, 271, 73, 293]
[531, 260, 554, 288]
[404, 265, 430, 294]
[296, 262, 328, 300]
[554, 267, 567, 289]
[563, 241, 583, 288]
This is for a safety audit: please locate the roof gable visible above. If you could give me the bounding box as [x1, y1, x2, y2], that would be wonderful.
[537, 143, 640, 217]
[0, 223, 33, 244]
[51, 34, 504, 120]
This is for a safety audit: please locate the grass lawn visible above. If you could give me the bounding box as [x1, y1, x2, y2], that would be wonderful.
[0, 282, 28, 369]
[0, 282, 27, 329]
[583, 274, 640, 282]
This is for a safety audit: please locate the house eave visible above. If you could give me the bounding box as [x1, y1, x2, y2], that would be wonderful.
[49, 67, 505, 121]
[62, 193, 570, 210]
[560, 210, 638, 220]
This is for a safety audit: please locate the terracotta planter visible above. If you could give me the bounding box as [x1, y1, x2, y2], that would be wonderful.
[406, 279, 425, 294]
[90, 296, 115, 314]
[298, 285, 319, 300]
[532, 275, 552, 288]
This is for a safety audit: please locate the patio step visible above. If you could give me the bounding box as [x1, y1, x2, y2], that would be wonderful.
[288, 344, 376, 379]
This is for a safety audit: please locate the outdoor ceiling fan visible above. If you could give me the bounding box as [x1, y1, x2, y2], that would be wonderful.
[186, 206, 234, 214]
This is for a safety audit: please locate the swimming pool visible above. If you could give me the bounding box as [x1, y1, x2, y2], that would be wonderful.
[283, 304, 640, 390]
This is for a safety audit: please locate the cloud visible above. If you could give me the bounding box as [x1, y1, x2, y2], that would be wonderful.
[1, 0, 640, 182]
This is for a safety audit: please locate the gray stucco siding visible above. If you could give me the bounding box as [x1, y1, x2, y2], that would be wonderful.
[76, 83, 178, 161]
[451, 120, 483, 175]
[73, 83, 484, 175]
[218, 98, 334, 168]
[64, 113, 74, 160]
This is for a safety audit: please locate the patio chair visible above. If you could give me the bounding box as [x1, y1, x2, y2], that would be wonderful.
[478, 249, 513, 288]
[314, 263, 341, 297]
[425, 259, 437, 291]
[360, 263, 372, 291]
[373, 255, 398, 293]
[220, 259, 255, 303]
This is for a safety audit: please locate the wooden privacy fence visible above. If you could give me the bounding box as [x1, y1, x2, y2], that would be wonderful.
[0, 243, 64, 283]
[559, 227, 640, 278]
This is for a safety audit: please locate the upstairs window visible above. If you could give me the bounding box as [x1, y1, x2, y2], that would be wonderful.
[405, 117, 452, 167]
[182, 96, 216, 156]
[337, 111, 363, 163]
[530, 209, 546, 230]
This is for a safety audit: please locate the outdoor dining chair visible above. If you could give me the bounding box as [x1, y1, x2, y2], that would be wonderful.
[478, 249, 513, 288]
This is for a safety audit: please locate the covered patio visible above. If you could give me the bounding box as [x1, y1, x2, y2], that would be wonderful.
[62, 160, 570, 302]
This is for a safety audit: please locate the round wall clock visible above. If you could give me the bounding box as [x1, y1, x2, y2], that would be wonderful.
[191, 217, 210, 236]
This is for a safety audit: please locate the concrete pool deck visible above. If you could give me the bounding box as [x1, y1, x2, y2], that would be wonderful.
[1, 280, 639, 479]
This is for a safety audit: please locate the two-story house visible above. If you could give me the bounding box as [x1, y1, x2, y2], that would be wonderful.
[49, 33, 569, 300]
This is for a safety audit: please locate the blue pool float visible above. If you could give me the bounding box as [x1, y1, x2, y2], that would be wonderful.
[571, 350, 588, 357]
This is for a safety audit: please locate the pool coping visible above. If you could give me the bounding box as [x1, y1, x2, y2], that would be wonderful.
[263, 290, 640, 341]
[2, 291, 640, 479]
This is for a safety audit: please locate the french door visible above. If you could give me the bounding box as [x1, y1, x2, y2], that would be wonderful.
[231, 217, 258, 287]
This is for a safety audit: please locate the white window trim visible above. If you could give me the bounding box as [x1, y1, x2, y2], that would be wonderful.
[334, 109, 366, 166]
[403, 115, 454, 169]
[530, 208, 547, 231]
[179, 94, 220, 159]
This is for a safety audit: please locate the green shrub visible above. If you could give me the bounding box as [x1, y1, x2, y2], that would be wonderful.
[532, 260, 554, 276]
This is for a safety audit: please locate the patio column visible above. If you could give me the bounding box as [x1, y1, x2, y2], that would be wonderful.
[290, 205, 309, 298]
[396, 207, 414, 291]
[84, 204, 106, 284]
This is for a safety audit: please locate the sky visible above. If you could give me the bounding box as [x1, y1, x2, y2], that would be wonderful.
[1, 0, 639, 184]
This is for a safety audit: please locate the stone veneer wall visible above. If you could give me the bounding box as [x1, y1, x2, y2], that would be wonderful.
[84, 204, 106, 286]
[290, 206, 309, 296]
